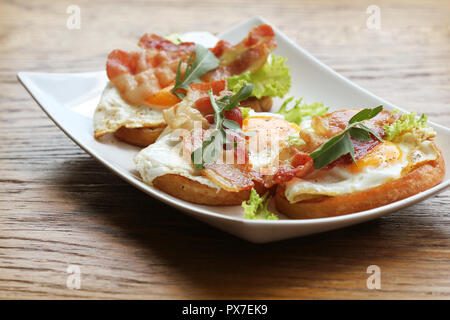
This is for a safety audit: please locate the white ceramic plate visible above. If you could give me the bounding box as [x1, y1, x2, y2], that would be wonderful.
[18, 17, 450, 243]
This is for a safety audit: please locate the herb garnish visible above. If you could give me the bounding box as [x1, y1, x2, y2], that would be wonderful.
[310, 106, 384, 169]
[276, 97, 328, 125]
[172, 44, 219, 99]
[191, 84, 254, 170]
[242, 188, 278, 220]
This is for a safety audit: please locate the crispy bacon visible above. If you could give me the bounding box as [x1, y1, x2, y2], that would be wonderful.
[106, 25, 276, 109]
[199, 142, 313, 191]
[138, 34, 195, 52]
[254, 152, 314, 188]
[106, 35, 194, 108]
[210, 40, 232, 57]
[203, 163, 255, 192]
[106, 49, 165, 107]
[106, 50, 144, 79]
[322, 109, 397, 137]
[202, 24, 277, 82]
[198, 154, 314, 191]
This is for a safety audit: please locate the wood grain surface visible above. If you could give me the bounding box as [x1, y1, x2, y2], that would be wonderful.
[1, 0, 449, 299]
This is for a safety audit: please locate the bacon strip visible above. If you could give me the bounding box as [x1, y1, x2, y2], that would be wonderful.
[106, 25, 276, 108]
[202, 157, 314, 191]
[202, 24, 277, 82]
[106, 35, 194, 108]
[106, 50, 145, 79]
[138, 34, 195, 52]
[203, 163, 255, 192]
[210, 40, 232, 57]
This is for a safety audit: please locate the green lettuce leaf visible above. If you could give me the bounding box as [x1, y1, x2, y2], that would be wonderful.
[227, 55, 291, 99]
[276, 97, 328, 125]
[239, 107, 252, 120]
[286, 134, 306, 146]
[242, 189, 278, 220]
[383, 111, 432, 140]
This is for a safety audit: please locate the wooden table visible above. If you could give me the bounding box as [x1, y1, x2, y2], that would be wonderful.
[1, 0, 449, 299]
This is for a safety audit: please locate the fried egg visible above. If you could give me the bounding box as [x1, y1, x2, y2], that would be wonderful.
[243, 115, 300, 173]
[93, 82, 165, 137]
[134, 112, 292, 189]
[285, 129, 439, 203]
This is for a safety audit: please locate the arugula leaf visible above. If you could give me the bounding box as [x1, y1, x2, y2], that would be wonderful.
[223, 119, 241, 130]
[349, 105, 383, 124]
[358, 123, 383, 142]
[172, 44, 219, 99]
[222, 84, 253, 111]
[310, 106, 385, 169]
[310, 132, 355, 169]
[349, 127, 371, 142]
[223, 119, 255, 137]
[242, 189, 278, 220]
[190, 84, 255, 170]
[202, 132, 222, 164]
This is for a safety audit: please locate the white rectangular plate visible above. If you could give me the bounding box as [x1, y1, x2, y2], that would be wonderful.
[18, 17, 450, 243]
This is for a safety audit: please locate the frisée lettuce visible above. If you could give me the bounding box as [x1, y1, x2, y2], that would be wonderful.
[276, 97, 328, 125]
[384, 111, 434, 141]
[242, 189, 278, 220]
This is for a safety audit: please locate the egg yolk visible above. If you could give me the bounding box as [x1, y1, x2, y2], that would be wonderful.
[243, 115, 300, 149]
[349, 141, 402, 173]
[243, 116, 300, 132]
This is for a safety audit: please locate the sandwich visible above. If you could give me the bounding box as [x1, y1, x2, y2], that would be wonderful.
[93, 24, 292, 147]
[275, 107, 445, 218]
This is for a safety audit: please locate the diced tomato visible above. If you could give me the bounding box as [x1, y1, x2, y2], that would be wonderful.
[190, 80, 226, 95]
[204, 114, 215, 124]
[224, 108, 243, 128]
[195, 96, 214, 115]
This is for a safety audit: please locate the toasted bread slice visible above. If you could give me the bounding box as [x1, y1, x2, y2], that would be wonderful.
[114, 126, 166, 147]
[275, 147, 445, 219]
[153, 174, 266, 205]
[111, 95, 272, 147]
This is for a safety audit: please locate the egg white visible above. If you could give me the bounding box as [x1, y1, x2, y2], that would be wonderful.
[93, 82, 165, 137]
[134, 128, 221, 191]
